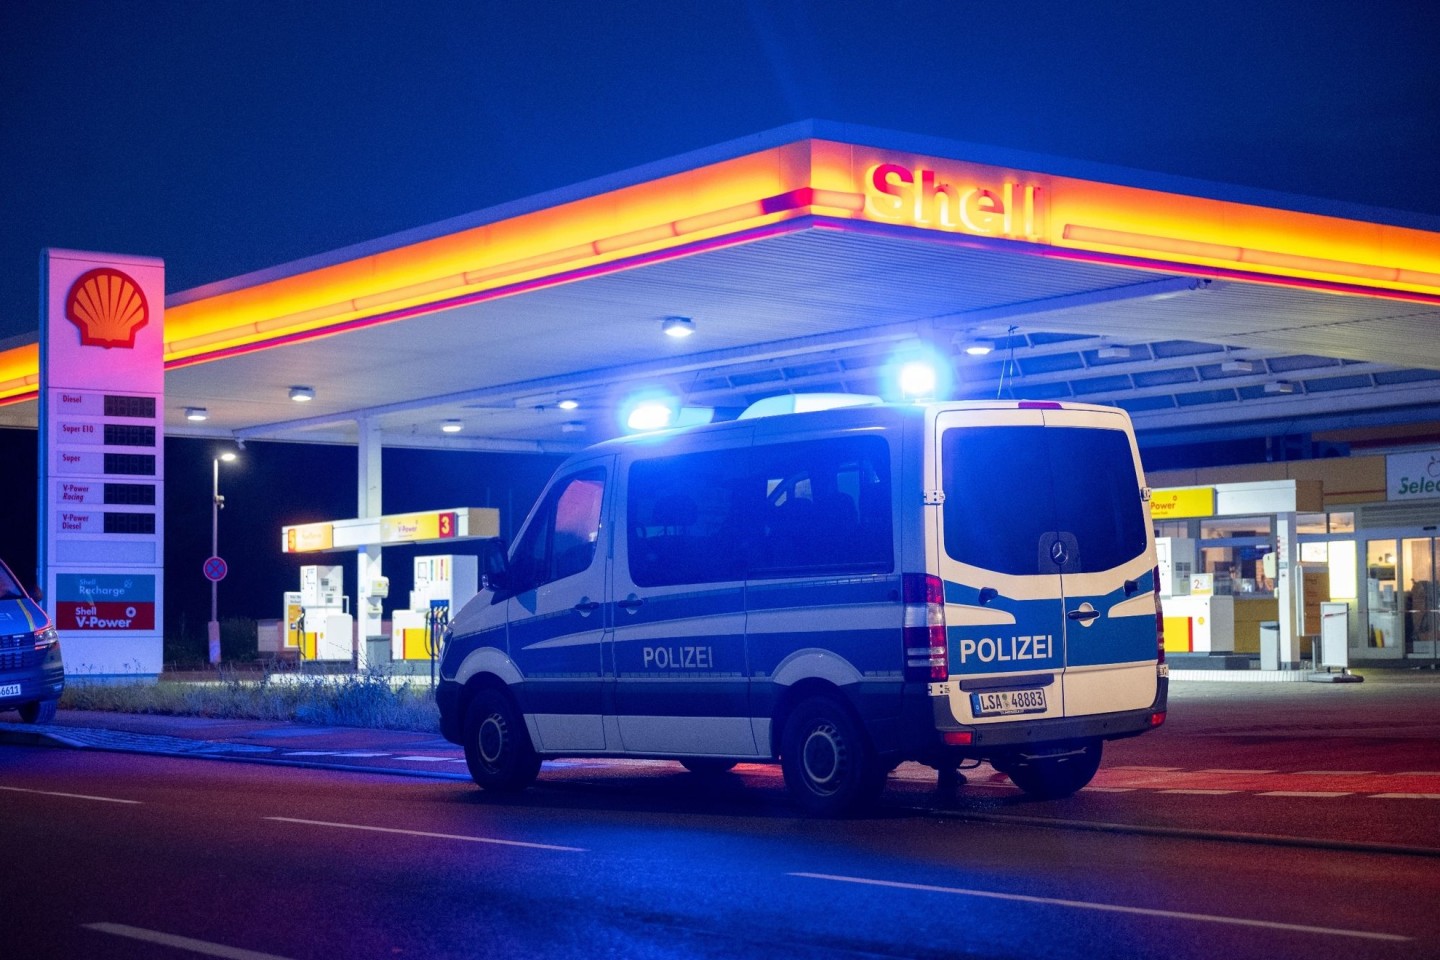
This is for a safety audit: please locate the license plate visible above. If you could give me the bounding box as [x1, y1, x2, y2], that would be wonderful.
[971, 687, 1047, 716]
[0, 683, 20, 698]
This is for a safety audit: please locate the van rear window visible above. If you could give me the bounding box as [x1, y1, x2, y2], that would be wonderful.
[942, 425, 1147, 576]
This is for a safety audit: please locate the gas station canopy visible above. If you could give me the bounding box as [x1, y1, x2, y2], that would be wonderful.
[4, 121, 1438, 452]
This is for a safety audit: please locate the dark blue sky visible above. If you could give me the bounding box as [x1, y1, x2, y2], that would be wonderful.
[3, 0, 1438, 340]
[3, 1, 1438, 650]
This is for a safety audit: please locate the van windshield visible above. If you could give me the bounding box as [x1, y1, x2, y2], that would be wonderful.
[942, 425, 1147, 576]
[0, 563, 25, 601]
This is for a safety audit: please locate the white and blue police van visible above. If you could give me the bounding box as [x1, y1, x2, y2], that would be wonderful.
[436, 397, 1168, 814]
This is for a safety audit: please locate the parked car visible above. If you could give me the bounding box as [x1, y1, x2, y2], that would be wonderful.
[0, 557, 64, 723]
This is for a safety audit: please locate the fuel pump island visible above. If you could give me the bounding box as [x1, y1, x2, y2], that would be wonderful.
[274, 507, 496, 672]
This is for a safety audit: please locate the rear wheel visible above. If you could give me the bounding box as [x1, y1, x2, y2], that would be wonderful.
[463, 687, 541, 793]
[679, 758, 737, 775]
[996, 740, 1103, 800]
[781, 695, 885, 816]
[18, 699, 57, 724]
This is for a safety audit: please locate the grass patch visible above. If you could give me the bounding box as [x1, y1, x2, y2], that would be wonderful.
[60, 671, 440, 732]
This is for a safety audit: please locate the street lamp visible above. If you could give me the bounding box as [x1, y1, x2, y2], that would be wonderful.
[209, 451, 238, 664]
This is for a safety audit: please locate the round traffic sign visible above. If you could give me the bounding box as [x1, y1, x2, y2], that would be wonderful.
[203, 556, 228, 582]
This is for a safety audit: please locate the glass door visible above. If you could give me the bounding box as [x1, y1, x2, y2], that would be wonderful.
[1364, 540, 1401, 655]
[1402, 537, 1438, 660]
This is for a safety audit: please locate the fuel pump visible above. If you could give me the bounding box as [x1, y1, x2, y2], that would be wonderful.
[391, 555, 476, 663]
[294, 564, 350, 661]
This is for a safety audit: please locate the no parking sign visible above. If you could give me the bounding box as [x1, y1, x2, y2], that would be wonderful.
[203, 556, 228, 582]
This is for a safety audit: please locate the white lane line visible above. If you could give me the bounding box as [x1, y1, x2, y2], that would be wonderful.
[280, 751, 391, 758]
[789, 872, 1410, 942]
[392, 755, 455, 762]
[1258, 791, 1353, 798]
[1160, 789, 1239, 795]
[1080, 786, 1137, 793]
[0, 785, 140, 804]
[1295, 771, 1372, 776]
[264, 816, 586, 852]
[1371, 793, 1440, 800]
[1107, 765, 1184, 771]
[1197, 769, 1275, 775]
[1398, 771, 1440, 776]
[84, 923, 295, 960]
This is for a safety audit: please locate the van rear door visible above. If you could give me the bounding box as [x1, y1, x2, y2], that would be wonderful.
[934, 404, 1156, 726]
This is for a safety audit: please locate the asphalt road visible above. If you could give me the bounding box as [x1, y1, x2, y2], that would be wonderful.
[3, 676, 1439, 959]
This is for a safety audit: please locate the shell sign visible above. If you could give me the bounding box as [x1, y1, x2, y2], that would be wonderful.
[65, 267, 149, 349]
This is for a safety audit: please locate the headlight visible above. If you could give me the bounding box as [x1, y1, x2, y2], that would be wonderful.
[34, 625, 59, 650]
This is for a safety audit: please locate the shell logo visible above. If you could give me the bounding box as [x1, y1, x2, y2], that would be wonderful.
[65, 268, 149, 349]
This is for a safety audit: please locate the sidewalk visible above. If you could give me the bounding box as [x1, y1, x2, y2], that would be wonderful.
[0, 709, 472, 779]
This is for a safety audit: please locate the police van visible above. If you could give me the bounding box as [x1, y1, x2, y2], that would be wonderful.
[436, 397, 1167, 813]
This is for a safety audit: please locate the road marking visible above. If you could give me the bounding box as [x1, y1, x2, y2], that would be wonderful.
[0, 785, 139, 804]
[1372, 793, 1440, 800]
[1296, 770, 1371, 776]
[1080, 786, 1136, 793]
[789, 872, 1411, 942]
[264, 816, 586, 851]
[84, 923, 295, 960]
[1197, 769, 1275, 775]
[1259, 791, 1353, 798]
[280, 750, 390, 758]
[1399, 771, 1440, 776]
[392, 755, 457, 762]
[1160, 789, 1239, 795]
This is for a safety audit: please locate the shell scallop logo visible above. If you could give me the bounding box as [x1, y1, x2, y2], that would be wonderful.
[65, 268, 149, 349]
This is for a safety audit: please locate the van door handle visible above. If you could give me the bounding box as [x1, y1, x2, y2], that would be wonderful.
[1067, 608, 1101, 623]
[617, 595, 645, 612]
[573, 598, 600, 614]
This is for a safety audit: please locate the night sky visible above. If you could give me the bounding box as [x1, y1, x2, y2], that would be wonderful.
[3, 1, 1438, 655]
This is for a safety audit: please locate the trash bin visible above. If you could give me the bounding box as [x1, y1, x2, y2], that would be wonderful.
[1260, 620, 1281, 670]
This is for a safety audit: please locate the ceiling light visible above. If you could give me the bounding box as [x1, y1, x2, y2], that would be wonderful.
[556, 398, 580, 411]
[961, 339, 994, 356]
[1097, 345, 1132, 360]
[661, 316, 695, 338]
[441, 419, 463, 433]
[184, 407, 208, 422]
[1263, 380, 1295, 395]
[289, 386, 315, 402]
[1221, 359, 1257, 374]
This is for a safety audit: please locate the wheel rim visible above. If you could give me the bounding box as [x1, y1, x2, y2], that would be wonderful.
[477, 713, 507, 769]
[801, 721, 847, 794]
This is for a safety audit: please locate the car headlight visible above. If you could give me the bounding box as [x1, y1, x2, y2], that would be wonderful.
[34, 625, 59, 650]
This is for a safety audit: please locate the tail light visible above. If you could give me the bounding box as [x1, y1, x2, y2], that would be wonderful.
[903, 573, 948, 682]
[1152, 565, 1165, 664]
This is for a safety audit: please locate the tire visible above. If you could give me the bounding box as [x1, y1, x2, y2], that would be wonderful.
[780, 695, 886, 816]
[18, 699, 57, 724]
[997, 740, 1103, 800]
[679, 758, 737, 775]
[462, 687, 541, 793]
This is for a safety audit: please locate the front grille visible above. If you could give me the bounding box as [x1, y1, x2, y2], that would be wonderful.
[0, 632, 37, 671]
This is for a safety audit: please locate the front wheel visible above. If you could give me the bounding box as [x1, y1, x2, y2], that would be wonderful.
[463, 687, 541, 793]
[18, 699, 57, 724]
[780, 695, 885, 816]
[996, 740, 1103, 800]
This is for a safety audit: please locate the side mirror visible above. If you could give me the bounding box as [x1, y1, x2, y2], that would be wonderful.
[478, 537, 511, 592]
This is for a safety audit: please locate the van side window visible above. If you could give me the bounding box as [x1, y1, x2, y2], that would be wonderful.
[509, 468, 606, 592]
[752, 436, 892, 578]
[628, 450, 749, 586]
[625, 436, 892, 587]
